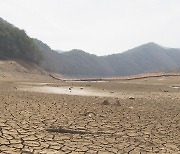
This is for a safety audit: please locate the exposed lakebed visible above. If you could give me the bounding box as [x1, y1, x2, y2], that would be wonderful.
[18, 84, 116, 97]
[17, 82, 151, 99]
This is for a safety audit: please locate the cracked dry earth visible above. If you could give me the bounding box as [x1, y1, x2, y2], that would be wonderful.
[0, 78, 180, 154]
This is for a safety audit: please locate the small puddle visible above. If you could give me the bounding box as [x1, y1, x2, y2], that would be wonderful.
[18, 85, 114, 97]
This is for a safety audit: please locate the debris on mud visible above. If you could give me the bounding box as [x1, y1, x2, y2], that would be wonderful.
[46, 127, 92, 134]
[129, 96, 135, 100]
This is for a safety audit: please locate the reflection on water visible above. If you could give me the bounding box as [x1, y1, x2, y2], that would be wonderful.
[18, 85, 112, 97]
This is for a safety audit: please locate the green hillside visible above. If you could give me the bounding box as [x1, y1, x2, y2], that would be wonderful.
[0, 18, 42, 64]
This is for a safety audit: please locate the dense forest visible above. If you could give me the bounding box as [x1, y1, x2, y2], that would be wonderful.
[0, 18, 42, 64]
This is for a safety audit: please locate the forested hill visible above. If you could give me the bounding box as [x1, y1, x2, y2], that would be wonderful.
[35, 40, 180, 78]
[34, 39, 113, 77]
[1, 17, 180, 78]
[0, 18, 42, 64]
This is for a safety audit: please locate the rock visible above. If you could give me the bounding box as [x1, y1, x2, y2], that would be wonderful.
[88, 113, 95, 118]
[163, 90, 168, 92]
[83, 112, 96, 117]
[115, 100, 121, 106]
[69, 87, 72, 90]
[129, 96, 135, 100]
[102, 100, 109, 105]
[129, 106, 134, 109]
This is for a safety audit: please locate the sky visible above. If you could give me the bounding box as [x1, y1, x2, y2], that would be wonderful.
[0, 0, 180, 56]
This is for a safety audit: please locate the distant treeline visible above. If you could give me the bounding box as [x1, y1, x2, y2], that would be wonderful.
[0, 18, 42, 64]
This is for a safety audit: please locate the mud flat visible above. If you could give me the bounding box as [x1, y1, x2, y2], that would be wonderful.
[0, 75, 180, 153]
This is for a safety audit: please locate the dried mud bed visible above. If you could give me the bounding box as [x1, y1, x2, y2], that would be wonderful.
[0, 77, 180, 154]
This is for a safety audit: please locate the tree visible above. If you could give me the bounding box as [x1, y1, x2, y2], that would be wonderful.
[0, 18, 42, 64]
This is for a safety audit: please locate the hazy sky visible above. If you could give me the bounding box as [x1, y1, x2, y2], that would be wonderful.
[0, 0, 180, 55]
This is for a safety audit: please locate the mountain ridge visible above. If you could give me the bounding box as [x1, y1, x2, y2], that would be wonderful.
[35, 39, 180, 77]
[1, 17, 180, 78]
